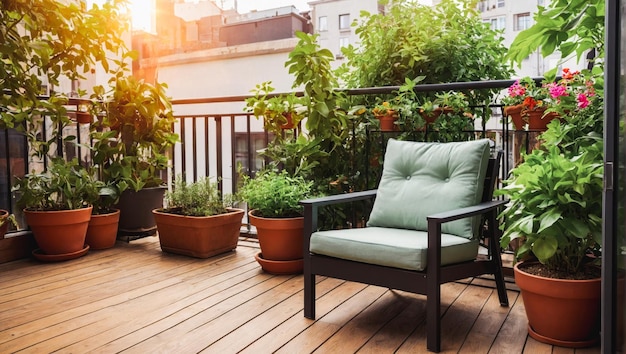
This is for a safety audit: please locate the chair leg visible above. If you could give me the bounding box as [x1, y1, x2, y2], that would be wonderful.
[304, 272, 316, 319]
[489, 214, 509, 307]
[426, 283, 441, 352]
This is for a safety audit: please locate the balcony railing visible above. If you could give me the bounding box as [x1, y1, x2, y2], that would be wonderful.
[1, 78, 542, 235]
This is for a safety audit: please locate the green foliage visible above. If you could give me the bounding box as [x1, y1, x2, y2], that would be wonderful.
[90, 76, 179, 192]
[0, 0, 130, 155]
[240, 170, 314, 218]
[245, 81, 306, 136]
[340, 0, 511, 90]
[507, 0, 605, 69]
[163, 176, 235, 217]
[13, 158, 99, 211]
[497, 72, 604, 275]
[0, 212, 18, 230]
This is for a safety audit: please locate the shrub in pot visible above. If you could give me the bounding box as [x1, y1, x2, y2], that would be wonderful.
[153, 176, 244, 258]
[239, 169, 314, 274]
[85, 181, 120, 250]
[13, 158, 97, 260]
[91, 76, 179, 237]
[496, 71, 604, 347]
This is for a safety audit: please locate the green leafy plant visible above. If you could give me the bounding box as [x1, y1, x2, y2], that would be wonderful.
[162, 176, 236, 217]
[245, 81, 306, 136]
[507, 0, 604, 70]
[91, 76, 179, 192]
[13, 158, 98, 211]
[240, 170, 314, 218]
[0, 212, 18, 230]
[497, 72, 604, 277]
[0, 0, 129, 157]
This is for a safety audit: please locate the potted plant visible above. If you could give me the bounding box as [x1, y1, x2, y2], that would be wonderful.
[91, 75, 179, 238]
[84, 180, 121, 250]
[12, 158, 97, 261]
[153, 176, 244, 258]
[496, 69, 604, 347]
[371, 101, 400, 132]
[239, 169, 314, 274]
[245, 81, 306, 134]
[0, 210, 18, 239]
[502, 77, 559, 131]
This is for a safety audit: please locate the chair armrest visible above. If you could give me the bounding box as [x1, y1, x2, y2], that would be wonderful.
[300, 189, 377, 208]
[426, 199, 508, 224]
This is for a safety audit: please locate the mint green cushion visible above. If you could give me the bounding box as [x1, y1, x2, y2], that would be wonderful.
[367, 139, 490, 239]
[310, 227, 479, 271]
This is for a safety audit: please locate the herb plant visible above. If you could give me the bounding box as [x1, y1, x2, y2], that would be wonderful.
[163, 176, 235, 217]
[240, 170, 314, 218]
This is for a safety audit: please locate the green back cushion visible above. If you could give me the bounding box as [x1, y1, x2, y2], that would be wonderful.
[367, 139, 490, 238]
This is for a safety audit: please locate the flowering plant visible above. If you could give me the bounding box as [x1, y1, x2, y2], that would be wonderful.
[544, 68, 597, 115]
[501, 77, 549, 111]
[372, 101, 399, 116]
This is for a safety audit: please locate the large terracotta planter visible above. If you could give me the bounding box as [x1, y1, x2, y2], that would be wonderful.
[248, 210, 304, 274]
[86, 209, 120, 250]
[514, 262, 601, 347]
[116, 186, 166, 237]
[24, 206, 92, 256]
[154, 208, 244, 258]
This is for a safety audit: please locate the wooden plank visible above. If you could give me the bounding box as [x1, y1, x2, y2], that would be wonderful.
[315, 289, 413, 353]
[203, 277, 343, 353]
[489, 293, 530, 353]
[395, 281, 470, 353]
[0, 233, 36, 264]
[459, 290, 519, 353]
[239, 280, 367, 354]
[275, 285, 388, 353]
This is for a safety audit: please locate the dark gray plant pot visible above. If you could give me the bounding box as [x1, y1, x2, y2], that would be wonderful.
[116, 186, 166, 240]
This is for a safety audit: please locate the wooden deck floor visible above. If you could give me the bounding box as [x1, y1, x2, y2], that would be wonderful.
[0, 236, 601, 353]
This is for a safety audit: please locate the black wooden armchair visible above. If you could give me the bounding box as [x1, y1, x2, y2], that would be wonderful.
[300, 139, 509, 352]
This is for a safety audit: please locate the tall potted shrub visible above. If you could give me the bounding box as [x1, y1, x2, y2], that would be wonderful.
[240, 169, 314, 274]
[91, 75, 179, 238]
[13, 158, 98, 261]
[497, 69, 604, 347]
[153, 176, 244, 258]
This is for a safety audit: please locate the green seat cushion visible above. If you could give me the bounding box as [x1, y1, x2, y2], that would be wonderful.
[310, 227, 479, 271]
[367, 139, 490, 239]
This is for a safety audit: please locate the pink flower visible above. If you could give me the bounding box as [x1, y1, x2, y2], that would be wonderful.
[547, 83, 567, 99]
[508, 81, 526, 97]
[577, 93, 590, 109]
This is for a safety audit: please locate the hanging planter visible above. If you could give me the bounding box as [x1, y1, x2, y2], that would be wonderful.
[374, 111, 399, 131]
[504, 104, 525, 130]
[526, 108, 560, 131]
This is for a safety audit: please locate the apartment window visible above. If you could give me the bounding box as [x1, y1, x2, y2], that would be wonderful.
[339, 14, 350, 30]
[497, 0, 505, 7]
[488, 16, 506, 31]
[537, 0, 544, 5]
[318, 16, 328, 32]
[514, 13, 531, 31]
[339, 37, 350, 49]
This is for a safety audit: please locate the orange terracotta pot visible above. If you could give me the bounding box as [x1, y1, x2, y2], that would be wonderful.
[154, 208, 244, 258]
[514, 262, 601, 347]
[526, 108, 560, 131]
[281, 112, 295, 129]
[420, 107, 454, 125]
[25, 206, 92, 255]
[86, 209, 120, 250]
[248, 211, 303, 262]
[504, 104, 525, 130]
[375, 112, 399, 131]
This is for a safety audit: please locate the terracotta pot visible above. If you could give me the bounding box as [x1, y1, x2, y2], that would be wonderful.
[527, 108, 560, 131]
[281, 112, 295, 129]
[116, 186, 166, 236]
[154, 208, 244, 258]
[504, 104, 525, 130]
[86, 209, 120, 250]
[0, 209, 9, 239]
[24, 206, 92, 255]
[248, 211, 303, 262]
[420, 107, 454, 124]
[75, 112, 92, 124]
[514, 262, 601, 347]
[375, 112, 398, 131]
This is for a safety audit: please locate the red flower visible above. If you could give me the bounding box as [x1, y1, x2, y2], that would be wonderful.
[523, 96, 537, 111]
